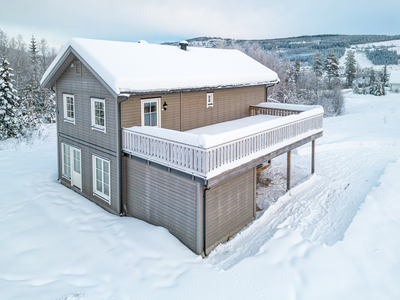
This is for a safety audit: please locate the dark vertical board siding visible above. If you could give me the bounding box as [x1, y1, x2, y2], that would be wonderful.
[58, 137, 119, 214]
[205, 168, 255, 254]
[125, 158, 201, 254]
[56, 57, 117, 152]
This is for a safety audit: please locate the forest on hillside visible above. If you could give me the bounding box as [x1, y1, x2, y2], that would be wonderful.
[0, 29, 398, 141]
[165, 34, 400, 65]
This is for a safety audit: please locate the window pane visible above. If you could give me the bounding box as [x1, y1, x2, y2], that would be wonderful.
[96, 179, 102, 192]
[103, 161, 109, 174]
[150, 102, 157, 112]
[144, 103, 150, 113]
[151, 112, 157, 126]
[96, 158, 102, 170]
[96, 169, 102, 181]
[144, 114, 150, 126]
[104, 183, 109, 196]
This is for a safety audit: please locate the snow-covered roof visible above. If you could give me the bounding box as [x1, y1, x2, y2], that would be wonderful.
[41, 38, 279, 96]
[389, 71, 400, 84]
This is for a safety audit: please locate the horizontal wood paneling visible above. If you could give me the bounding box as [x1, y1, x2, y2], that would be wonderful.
[58, 137, 119, 214]
[121, 85, 265, 132]
[181, 86, 265, 131]
[124, 158, 202, 254]
[121, 94, 181, 130]
[57, 57, 117, 153]
[205, 168, 255, 254]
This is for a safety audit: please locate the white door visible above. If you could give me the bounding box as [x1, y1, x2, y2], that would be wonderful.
[72, 148, 82, 190]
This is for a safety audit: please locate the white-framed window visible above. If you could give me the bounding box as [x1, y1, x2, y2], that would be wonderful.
[92, 154, 110, 203]
[63, 94, 75, 123]
[141, 98, 161, 127]
[91, 97, 106, 132]
[61, 142, 82, 190]
[207, 92, 214, 108]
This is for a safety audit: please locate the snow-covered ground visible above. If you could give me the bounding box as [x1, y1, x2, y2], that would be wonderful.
[1, 91, 400, 300]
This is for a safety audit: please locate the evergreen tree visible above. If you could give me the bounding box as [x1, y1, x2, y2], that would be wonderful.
[345, 50, 356, 88]
[313, 51, 323, 78]
[381, 65, 389, 96]
[21, 35, 43, 127]
[0, 57, 22, 140]
[293, 57, 300, 83]
[324, 50, 340, 89]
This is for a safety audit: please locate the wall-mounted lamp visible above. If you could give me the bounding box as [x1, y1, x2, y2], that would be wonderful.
[163, 101, 168, 111]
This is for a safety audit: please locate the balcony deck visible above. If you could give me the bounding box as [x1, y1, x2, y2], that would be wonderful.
[122, 103, 324, 185]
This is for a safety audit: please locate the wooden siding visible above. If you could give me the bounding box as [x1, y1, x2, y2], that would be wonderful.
[124, 157, 203, 254]
[58, 137, 119, 214]
[121, 85, 265, 131]
[56, 57, 117, 153]
[181, 86, 265, 131]
[205, 168, 255, 255]
[121, 94, 181, 130]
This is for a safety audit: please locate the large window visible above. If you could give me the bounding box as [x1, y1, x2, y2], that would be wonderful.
[91, 97, 106, 132]
[92, 155, 110, 203]
[141, 98, 161, 127]
[63, 94, 75, 123]
[61, 142, 82, 190]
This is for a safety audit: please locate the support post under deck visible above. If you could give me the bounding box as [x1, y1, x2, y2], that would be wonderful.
[311, 140, 315, 174]
[287, 150, 291, 191]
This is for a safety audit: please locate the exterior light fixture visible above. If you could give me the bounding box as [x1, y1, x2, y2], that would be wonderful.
[163, 101, 168, 111]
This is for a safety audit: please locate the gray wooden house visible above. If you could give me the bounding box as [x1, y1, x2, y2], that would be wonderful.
[41, 38, 323, 256]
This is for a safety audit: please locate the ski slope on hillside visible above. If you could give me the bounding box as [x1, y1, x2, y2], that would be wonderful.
[339, 39, 400, 71]
[1, 92, 400, 300]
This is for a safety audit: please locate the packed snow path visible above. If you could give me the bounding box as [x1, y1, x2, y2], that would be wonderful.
[206, 91, 400, 269]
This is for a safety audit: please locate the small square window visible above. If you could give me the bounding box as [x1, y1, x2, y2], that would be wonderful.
[91, 98, 106, 133]
[207, 93, 214, 108]
[63, 94, 75, 124]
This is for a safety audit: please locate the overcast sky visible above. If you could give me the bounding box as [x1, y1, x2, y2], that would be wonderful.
[1, 0, 399, 48]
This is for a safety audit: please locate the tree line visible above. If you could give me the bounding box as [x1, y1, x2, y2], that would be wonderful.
[0, 29, 57, 140]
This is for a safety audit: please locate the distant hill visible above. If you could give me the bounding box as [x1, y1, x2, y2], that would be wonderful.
[164, 34, 400, 65]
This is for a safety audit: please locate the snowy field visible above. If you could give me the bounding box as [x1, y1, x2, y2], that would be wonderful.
[1, 91, 400, 300]
[339, 39, 400, 72]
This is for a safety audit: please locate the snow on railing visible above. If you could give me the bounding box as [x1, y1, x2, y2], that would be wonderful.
[122, 104, 323, 179]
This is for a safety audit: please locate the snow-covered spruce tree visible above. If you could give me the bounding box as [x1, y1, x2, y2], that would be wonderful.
[324, 50, 340, 89]
[313, 51, 324, 78]
[345, 50, 356, 88]
[380, 65, 389, 96]
[21, 35, 43, 127]
[369, 69, 382, 96]
[0, 57, 22, 140]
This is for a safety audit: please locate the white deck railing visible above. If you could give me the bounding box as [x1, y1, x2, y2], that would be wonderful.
[122, 104, 323, 179]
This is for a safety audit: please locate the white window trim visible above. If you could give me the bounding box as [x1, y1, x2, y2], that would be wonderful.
[61, 142, 81, 189]
[207, 92, 214, 108]
[91, 97, 106, 133]
[61, 142, 72, 180]
[141, 98, 161, 127]
[92, 154, 111, 204]
[63, 93, 75, 124]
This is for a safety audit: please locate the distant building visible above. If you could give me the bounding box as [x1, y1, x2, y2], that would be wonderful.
[389, 71, 400, 92]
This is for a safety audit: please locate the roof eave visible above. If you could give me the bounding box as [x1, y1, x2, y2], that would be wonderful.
[118, 79, 280, 97]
